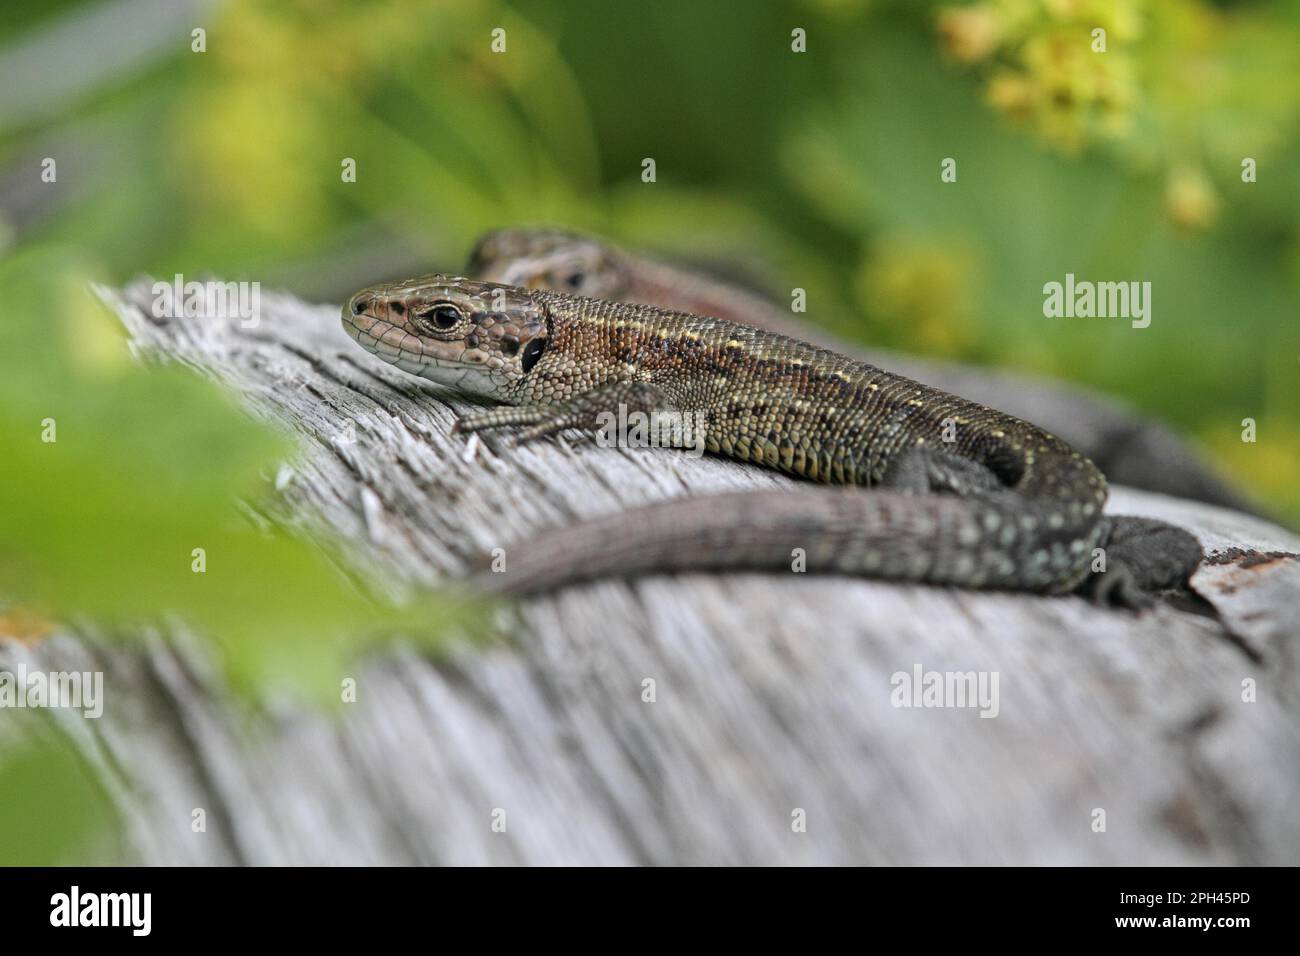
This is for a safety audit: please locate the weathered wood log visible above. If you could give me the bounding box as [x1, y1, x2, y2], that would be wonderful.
[2, 280, 1297, 865]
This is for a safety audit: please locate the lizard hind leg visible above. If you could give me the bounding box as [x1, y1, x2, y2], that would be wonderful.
[1078, 515, 1203, 609]
[880, 445, 1005, 496]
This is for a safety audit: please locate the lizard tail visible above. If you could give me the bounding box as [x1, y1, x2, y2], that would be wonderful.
[472, 487, 1104, 596]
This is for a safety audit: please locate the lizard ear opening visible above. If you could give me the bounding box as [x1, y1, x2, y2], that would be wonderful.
[520, 337, 547, 374]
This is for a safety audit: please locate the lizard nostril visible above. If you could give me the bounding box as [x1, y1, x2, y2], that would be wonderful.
[351, 295, 371, 315]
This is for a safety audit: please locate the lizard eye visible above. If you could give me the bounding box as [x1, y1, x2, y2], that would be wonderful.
[520, 337, 547, 373]
[415, 303, 462, 333]
[564, 272, 585, 290]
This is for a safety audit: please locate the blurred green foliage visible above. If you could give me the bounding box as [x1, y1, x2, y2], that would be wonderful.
[0, 733, 117, 865]
[2, 0, 1295, 516]
[0, 249, 461, 698]
[0, 247, 463, 861]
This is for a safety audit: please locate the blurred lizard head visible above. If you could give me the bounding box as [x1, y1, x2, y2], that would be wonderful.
[468, 228, 630, 300]
[342, 275, 549, 399]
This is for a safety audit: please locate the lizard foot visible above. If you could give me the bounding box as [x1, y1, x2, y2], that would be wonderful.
[1078, 515, 1203, 610]
[453, 406, 550, 435]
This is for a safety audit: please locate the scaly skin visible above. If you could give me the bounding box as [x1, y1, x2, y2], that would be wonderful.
[341, 274, 1202, 601]
[468, 227, 1260, 518]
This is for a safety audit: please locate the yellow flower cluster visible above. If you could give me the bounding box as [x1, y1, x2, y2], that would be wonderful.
[937, 0, 1140, 153]
[936, 0, 1300, 231]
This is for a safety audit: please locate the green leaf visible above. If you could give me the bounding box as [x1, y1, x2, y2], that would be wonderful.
[0, 247, 475, 701]
[0, 734, 118, 866]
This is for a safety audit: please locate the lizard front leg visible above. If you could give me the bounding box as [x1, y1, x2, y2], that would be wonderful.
[456, 380, 673, 445]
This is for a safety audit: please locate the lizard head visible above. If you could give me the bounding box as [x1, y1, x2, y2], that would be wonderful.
[342, 275, 549, 399]
[468, 228, 630, 300]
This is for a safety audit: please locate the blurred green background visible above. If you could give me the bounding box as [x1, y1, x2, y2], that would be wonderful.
[0, 0, 1298, 860]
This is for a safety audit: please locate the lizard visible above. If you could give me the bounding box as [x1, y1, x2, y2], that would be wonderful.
[467, 227, 1259, 518]
[341, 273, 1203, 605]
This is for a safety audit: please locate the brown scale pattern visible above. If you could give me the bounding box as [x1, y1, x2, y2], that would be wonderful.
[531, 291, 1105, 503]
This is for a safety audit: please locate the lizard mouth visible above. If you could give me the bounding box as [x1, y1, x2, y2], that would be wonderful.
[341, 302, 508, 395]
[341, 309, 434, 377]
